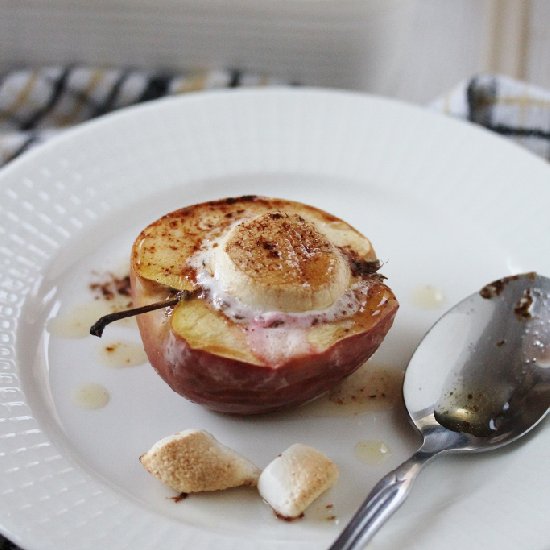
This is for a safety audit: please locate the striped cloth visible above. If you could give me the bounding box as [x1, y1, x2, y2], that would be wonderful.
[0, 66, 289, 166]
[2, 69, 550, 168]
[432, 73, 550, 160]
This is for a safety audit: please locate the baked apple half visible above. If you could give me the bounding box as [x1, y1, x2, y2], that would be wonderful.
[131, 196, 398, 414]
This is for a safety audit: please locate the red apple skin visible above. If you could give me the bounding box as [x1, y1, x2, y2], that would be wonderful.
[132, 273, 398, 415]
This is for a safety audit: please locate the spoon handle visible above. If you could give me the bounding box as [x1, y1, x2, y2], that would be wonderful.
[328, 449, 437, 550]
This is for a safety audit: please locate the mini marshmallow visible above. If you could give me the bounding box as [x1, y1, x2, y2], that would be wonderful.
[258, 443, 339, 518]
[140, 429, 260, 493]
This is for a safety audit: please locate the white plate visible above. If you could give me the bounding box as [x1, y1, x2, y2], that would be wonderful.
[1, 89, 549, 550]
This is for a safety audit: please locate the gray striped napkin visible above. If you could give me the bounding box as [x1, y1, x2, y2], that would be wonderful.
[1, 69, 549, 166]
[432, 73, 550, 160]
[0, 66, 289, 166]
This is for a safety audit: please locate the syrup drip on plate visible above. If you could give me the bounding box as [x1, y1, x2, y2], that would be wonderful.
[354, 440, 392, 465]
[72, 383, 110, 409]
[293, 364, 404, 418]
[99, 341, 148, 368]
[411, 285, 445, 310]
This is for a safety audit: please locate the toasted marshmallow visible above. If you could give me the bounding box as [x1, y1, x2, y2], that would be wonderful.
[213, 212, 350, 313]
[140, 429, 260, 493]
[258, 443, 339, 518]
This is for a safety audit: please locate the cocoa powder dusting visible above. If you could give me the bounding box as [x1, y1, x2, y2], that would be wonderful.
[89, 272, 132, 301]
[225, 211, 336, 289]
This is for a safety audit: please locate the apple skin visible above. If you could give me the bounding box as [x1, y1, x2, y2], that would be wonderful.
[131, 272, 398, 415]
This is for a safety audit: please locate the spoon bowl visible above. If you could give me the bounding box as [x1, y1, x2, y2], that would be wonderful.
[330, 272, 550, 549]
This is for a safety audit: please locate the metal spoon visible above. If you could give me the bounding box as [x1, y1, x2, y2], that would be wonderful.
[330, 272, 550, 549]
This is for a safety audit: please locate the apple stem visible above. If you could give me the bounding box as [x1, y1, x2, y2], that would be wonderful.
[89, 290, 195, 337]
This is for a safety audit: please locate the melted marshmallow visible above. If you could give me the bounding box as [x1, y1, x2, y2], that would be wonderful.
[187, 235, 372, 329]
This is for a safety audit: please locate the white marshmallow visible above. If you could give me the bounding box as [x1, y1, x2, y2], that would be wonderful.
[140, 429, 260, 493]
[258, 443, 339, 518]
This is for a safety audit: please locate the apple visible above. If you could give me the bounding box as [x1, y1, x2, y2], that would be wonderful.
[131, 196, 398, 414]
